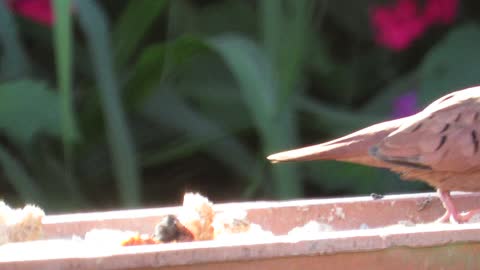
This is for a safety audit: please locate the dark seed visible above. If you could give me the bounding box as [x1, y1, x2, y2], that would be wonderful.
[154, 215, 194, 243]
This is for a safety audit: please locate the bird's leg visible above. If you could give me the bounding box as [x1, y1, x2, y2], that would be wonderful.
[436, 190, 461, 223]
[435, 190, 480, 223]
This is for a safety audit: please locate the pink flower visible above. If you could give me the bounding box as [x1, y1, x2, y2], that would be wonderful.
[424, 0, 459, 25]
[370, 0, 458, 51]
[392, 91, 418, 118]
[370, 0, 427, 51]
[7, 0, 54, 26]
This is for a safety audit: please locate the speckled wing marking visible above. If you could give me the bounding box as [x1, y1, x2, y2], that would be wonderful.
[370, 89, 480, 173]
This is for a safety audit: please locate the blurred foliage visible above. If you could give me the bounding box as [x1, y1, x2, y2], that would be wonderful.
[0, 0, 478, 212]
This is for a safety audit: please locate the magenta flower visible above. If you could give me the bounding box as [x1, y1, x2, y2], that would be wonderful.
[371, 0, 426, 51]
[392, 91, 418, 118]
[424, 0, 459, 25]
[7, 0, 54, 26]
[370, 0, 458, 51]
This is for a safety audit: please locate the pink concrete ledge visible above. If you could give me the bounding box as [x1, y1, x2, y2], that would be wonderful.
[2, 192, 480, 270]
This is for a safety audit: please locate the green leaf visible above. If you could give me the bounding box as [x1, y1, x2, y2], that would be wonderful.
[307, 35, 337, 76]
[297, 96, 383, 136]
[0, 0, 30, 79]
[327, 0, 373, 41]
[113, 0, 169, 67]
[130, 34, 302, 198]
[76, 0, 141, 206]
[307, 161, 428, 195]
[127, 35, 255, 128]
[142, 90, 263, 193]
[53, 0, 79, 157]
[24, 144, 90, 209]
[278, 0, 314, 104]
[125, 36, 209, 108]
[419, 24, 480, 105]
[361, 71, 418, 115]
[207, 35, 301, 198]
[259, 1, 314, 197]
[0, 80, 63, 144]
[173, 57, 252, 130]
[207, 36, 277, 136]
[0, 145, 47, 205]
[142, 137, 210, 167]
[261, 0, 283, 65]
[261, 0, 314, 107]
[307, 161, 380, 194]
[184, 0, 256, 36]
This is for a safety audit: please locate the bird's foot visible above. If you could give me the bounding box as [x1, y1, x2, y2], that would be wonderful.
[435, 210, 453, 223]
[436, 190, 467, 223]
[435, 209, 480, 224]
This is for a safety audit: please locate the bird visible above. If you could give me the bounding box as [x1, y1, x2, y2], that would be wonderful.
[267, 86, 480, 223]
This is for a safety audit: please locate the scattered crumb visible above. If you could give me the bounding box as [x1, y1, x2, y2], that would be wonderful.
[325, 206, 346, 222]
[154, 215, 194, 243]
[0, 202, 44, 245]
[416, 196, 433, 212]
[176, 193, 273, 242]
[85, 229, 138, 245]
[82, 193, 274, 246]
[377, 219, 416, 233]
[334, 207, 346, 219]
[214, 223, 274, 241]
[212, 209, 250, 236]
[298, 206, 310, 212]
[370, 193, 384, 200]
[212, 205, 274, 241]
[178, 193, 215, 241]
[5, 191, 480, 254]
[359, 223, 369, 230]
[396, 220, 416, 227]
[288, 221, 333, 236]
[121, 234, 158, 246]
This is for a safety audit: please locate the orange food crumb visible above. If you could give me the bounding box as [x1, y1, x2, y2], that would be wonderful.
[121, 233, 159, 246]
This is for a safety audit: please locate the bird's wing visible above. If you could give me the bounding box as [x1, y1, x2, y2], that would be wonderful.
[371, 90, 480, 172]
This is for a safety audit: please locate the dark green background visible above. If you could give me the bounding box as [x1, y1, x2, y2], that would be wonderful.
[0, 0, 479, 213]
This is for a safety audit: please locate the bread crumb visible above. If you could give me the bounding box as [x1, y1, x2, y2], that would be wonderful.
[359, 223, 369, 230]
[325, 206, 346, 222]
[334, 207, 345, 219]
[397, 220, 415, 227]
[0, 202, 44, 245]
[85, 229, 138, 244]
[288, 221, 333, 236]
[214, 223, 274, 241]
[178, 193, 215, 241]
[213, 209, 250, 237]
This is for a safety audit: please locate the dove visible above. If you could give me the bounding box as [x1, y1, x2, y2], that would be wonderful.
[268, 87, 480, 223]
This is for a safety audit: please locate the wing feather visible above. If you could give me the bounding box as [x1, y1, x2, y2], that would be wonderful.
[371, 89, 480, 172]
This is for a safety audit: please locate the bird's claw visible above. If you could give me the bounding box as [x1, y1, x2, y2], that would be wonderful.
[435, 209, 480, 224]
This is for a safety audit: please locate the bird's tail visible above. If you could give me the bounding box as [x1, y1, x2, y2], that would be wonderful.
[267, 118, 405, 167]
